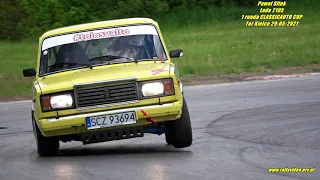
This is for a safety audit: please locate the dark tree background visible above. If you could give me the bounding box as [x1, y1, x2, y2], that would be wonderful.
[0, 0, 271, 40]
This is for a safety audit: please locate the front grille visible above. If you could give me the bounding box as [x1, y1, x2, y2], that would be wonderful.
[75, 81, 139, 108]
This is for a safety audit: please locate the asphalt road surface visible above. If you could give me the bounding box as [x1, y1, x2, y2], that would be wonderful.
[0, 76, 319, 180]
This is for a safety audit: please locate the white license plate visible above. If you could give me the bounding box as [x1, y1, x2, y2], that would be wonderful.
[85, 111, 136, 130]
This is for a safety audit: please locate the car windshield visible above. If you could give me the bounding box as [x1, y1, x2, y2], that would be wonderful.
[39, 25, 167, 75]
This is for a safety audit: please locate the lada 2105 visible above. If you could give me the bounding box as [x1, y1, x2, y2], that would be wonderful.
[23, 18, 193, 156]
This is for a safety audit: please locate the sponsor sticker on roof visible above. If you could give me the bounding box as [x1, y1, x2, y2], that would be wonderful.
[42, 25, 158, 50]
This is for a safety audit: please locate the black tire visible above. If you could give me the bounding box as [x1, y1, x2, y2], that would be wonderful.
[167, 97, 193, 148]
[32, 118, 59, 157]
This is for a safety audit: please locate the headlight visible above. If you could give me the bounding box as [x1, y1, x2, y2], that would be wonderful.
[140, 79, 174, 98]
[50, 94, 73, 108]
[41, 92, 74, 111]
[141, 82, 164, 96]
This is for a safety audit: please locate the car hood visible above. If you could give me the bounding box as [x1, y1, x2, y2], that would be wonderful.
[37, 62, 171, 94]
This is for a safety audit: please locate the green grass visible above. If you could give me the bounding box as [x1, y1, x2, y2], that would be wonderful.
[0, 42, 38, 98]
[165, 19, 320, 76]
[159, 1, 320, 76]
[0, 2, 320, 98]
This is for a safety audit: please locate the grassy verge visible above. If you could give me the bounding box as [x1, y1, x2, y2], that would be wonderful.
[166, 19, 320, 76]
[0, 42, 38, 98]
[160, 1, 320, 76]
[0, 2, 319, 99]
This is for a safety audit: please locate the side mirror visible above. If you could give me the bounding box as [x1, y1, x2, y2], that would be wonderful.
[23, 68, 36, 77]
[169, 49, 183, 58]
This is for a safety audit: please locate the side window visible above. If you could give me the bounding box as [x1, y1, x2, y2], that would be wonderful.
[46, 47, 59, 73]
[47, 47, 58, 66]
[40, 48, 56, 74]
[144, 35, 156, 58]
[153, 35, 166, 59]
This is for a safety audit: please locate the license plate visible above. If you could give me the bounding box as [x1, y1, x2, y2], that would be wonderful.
[85, 111, 136, 130]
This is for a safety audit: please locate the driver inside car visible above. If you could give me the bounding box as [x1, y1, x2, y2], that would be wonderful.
[105, 35, 148, 62]
[49, 43, 89, 72]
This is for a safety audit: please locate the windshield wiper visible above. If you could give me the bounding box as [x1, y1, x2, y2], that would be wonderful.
[90, 55, 136, 63]
[49, 62, 93, 69]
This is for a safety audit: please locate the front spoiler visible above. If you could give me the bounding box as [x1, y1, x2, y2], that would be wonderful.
[38, 101, 182, 137]
[82, 125, 144, 144]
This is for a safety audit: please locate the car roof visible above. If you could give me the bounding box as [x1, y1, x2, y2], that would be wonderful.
[40, 18, 158, 40]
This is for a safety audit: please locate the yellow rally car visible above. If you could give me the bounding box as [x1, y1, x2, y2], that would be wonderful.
[23, 18, 192, 156]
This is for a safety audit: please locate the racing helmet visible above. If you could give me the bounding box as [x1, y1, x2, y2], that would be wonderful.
[112, 35, 145, 49]
[126, 35, 145, 47]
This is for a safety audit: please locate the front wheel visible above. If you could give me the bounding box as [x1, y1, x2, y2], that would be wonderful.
[167, 97, 193, 148]
[32, 118, 59, 156]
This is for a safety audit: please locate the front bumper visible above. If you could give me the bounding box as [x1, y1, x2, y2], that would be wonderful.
[38, 101, 182, 137]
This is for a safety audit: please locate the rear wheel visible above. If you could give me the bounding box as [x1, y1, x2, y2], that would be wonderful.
[166, 97, 193, 148]
[32, 118, 59, 156]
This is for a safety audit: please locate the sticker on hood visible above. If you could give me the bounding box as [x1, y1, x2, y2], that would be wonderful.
[150, 69, 168, 75]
